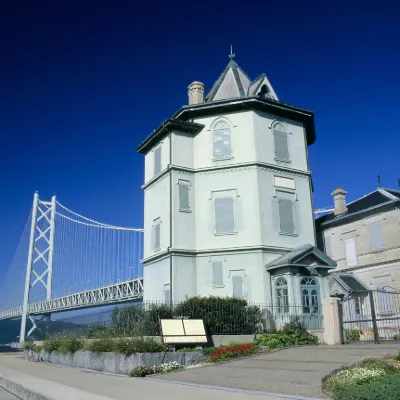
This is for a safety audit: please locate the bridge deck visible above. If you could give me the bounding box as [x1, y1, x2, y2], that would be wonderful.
[0, 278, 143, 321]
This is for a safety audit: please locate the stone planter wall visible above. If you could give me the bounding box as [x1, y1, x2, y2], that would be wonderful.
[25, 350, 205, 375]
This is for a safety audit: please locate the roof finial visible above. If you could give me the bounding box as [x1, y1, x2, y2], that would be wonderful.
[377, 174, 381, 187]
[229, 45, 235, 60]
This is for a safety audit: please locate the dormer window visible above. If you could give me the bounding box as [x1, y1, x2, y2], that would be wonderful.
[213, 120, 232, 159]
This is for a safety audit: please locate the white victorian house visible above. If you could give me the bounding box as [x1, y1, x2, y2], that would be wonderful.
[136, 54, 336, 314]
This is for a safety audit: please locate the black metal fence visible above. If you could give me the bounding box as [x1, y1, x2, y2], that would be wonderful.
[30, 300, 324, 340]
[340, 290, 400, 343]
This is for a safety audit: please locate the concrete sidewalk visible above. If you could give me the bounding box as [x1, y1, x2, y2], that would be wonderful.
[0, 387, 18, 400]
[0, 354, 306, 400]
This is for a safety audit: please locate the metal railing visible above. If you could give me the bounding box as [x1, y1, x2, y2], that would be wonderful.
[341, 290, 400, 342]
[27, 301, 324, 340]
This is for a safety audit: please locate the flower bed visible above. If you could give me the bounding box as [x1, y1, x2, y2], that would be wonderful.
[323, 355, 400, 400]
[208, 343, 258, 362]
[130, 361, 183, 377]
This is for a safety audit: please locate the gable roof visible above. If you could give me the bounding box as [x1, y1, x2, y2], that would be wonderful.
[330, 272, 369, 293]
[206, 56, 278, 103]
[265, 244, 336, 270]
[316, 188, 400, 226]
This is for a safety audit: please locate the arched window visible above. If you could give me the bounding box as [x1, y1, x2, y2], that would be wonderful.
[213, 120, 232, 159]
[276, 276, 289, 314]
[273, 123, 289, 161]
[301, 277, 319, 314]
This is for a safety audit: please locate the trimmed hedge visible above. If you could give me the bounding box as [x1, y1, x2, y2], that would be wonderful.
[109, 297, 262, 336]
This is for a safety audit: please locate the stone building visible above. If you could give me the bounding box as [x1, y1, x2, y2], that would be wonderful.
[136, 53, 336, 310]
[316, 187, 400, 295]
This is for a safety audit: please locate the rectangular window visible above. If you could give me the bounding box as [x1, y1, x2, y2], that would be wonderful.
[344, 238, 357, 266]
[274, 130, 289, 161]
[213, 128, 231, 158]
[277, 192, 295, 234]
[154, 147, 161, 175]
[369, 220, 384, 250]
[212, 261, 223, 286]
[178, 180, 190, 211]
[232, 276, 243, 298]
[152, 218, 161, 251]
[215, 197, 235, 233]
[277, 288, 289, 313]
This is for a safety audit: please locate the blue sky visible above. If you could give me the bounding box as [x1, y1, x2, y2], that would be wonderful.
[0, 0, 399, 285]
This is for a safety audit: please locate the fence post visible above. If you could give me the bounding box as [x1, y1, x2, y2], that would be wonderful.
[338, 301, 345, 344]
[369, 291, 380, 344]
[322, 298, 342, 345]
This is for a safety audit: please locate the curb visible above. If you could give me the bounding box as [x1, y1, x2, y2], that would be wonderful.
[0, 374, 48, 400]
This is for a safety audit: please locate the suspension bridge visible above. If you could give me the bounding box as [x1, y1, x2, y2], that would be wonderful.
[0, 193, 144, 342]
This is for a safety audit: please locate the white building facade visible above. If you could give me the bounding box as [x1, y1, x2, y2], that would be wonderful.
[137, 55, 335, 308]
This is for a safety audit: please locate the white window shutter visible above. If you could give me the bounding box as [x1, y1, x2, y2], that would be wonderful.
[212, 262, 223, 285]
[344, 238, 357, 266]
[178, 182, 190, 210]
[274, 131, 289, 161]
[278, 198, 295, 234]
[369, 220, 384, 250]
[154, 147, 161, 175]
[325, 235, 332, 257]
[232, 276, 243, 298]
[215, 197, 235, 233]
[155, 222, 160, 249]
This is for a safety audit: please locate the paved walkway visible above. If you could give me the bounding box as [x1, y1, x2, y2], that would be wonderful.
[0, 354, 296, 400]
[154, 343, 400, 399]
[0, 343, 399, 400]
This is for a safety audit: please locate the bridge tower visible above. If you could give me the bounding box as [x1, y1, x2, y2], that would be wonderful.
[20, 192, 56, 342]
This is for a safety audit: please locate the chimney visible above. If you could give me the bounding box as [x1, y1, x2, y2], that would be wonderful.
[332, 188, 348, 215]
[188, 81, 204, 105]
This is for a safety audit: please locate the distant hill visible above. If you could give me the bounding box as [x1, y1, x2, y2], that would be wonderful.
[0, 319, 21, 343]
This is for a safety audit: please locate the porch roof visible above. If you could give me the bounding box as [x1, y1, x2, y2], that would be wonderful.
[265, 244, 337, 271]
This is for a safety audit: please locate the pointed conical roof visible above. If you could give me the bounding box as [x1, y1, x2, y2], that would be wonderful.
[206, 55, 278, 102]
[206, 56, 251, 102]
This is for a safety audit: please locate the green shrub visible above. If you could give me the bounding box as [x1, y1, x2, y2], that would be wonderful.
[85, 338, 115, 353]
[392, 352, 400, 361]
[282, 316, 307, 332]
[23, 342, 42, 352]
[113, 338, 166, 355]
[43, 336, 63, 353]
[345, 328, 363, 342]
[359, 358, 398, 373]
[109, 297, 262, 336]
[254, 330, 318, 349]
[328, 373, 400, 400]
[393, 333, 400, 340]
[174, 297, 262, 335]
[58, 337, 83, 354]
[86, 325, 114, 339]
